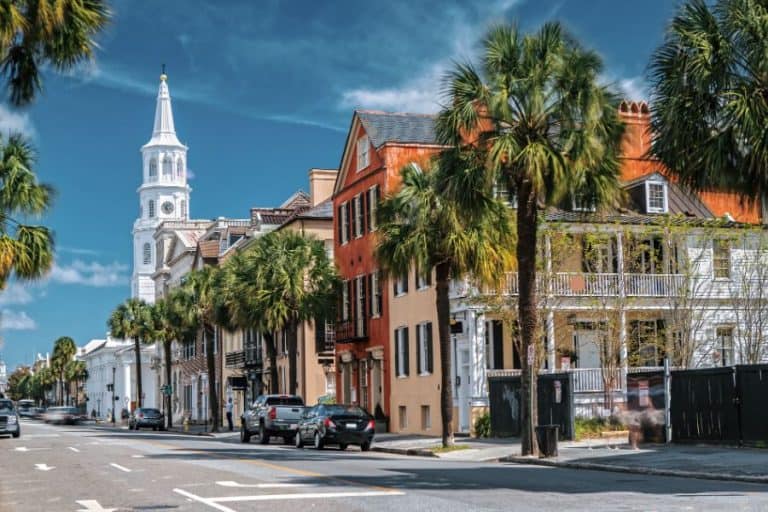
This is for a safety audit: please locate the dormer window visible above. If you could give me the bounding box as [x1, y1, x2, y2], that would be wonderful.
[572, 193, 596, 212]
[357, 135, 370, 171]
[646, 178, 668, 213]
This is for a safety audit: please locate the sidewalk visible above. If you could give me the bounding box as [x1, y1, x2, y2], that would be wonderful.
[83, 420, 239, 439]
[372, 433, 525, 462]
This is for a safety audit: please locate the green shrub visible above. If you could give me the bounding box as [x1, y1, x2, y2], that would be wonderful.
[574, 416, 625, 441]
[474, 412, 491, 438]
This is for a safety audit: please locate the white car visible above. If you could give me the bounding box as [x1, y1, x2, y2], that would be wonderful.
[0, 399, 20, 438]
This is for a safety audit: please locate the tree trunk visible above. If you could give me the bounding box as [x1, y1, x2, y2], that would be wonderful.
[205, 326, 219, 433]
[135, 337, 143, 409]
[435, 262, 454, 448]
[164, 340, 173, 429]
[288, 321, 299, 396]
[517, 178, 539, 457]
[264, 331, 279, 393]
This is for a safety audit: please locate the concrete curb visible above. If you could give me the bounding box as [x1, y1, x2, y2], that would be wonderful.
[499, 455, 768, 484]
[372, 446, 437, 458]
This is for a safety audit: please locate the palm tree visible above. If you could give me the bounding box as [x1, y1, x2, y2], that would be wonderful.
[437, 23, 624, 455]
[649, 0, 767, 200]
[51, 336, 76, 405]
[108, 298, 153, 408]
[0, 134, 54, 292]
[376, 159, 514, 447]
[0, 0, 110, 106]
[64, 359, 87, 407]
[32, 366, 55, 405]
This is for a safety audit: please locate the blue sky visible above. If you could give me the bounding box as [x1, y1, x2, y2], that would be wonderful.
[1, 0, 678, 370]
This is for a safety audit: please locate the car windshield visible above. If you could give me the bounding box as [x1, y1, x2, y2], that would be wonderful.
[324, 405, 367, 417]
[265, 396, 304, 406]
[0, 401, 14, 413]
[140, 409, 160, 415]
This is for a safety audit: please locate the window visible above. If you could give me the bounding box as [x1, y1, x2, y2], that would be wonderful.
[369, 271, 382, 317]
[162, 155, 173, 177]
[353, 194, 364, 238]
[485, 320, 504, 370]
[398, 405, 407, 430]
[646, 180, 668, 213]
[355, 275, 366, 338]
[338, 202, 350, 244]
[148, 200, 155, 218]
[572, 192, 596, 212]
[357, 135, 369, 171]
[177, 159, 184, 177]
[629, 320, 665, 367]
[394, 326, 409, 377]
[359, 360, 369, 410]
[417, 266, 432, 290]
[416, 322, 433, 375]
[180, 200, 187, 219]
[493, 178, 517, 207]
[367, 185, 380, 231]
[341, 280, 350, 322]
[716, 326, 735, 366]
[421, 405, 431, 430]
[394, 273, 409, 296]
[149, 158, 157, 178]
[713, 239, 731, 279]
[143, 242, 151, 265]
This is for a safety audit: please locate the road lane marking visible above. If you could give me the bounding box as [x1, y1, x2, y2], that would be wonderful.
[25, 434, 59, 438]
[131, 454, 144, 458]
[216, 481, 307, 489]
[68, 447, 80, 452]
[13, 447, 49, 452]
[76, 499, 117, 511]
[109, 463, 131, 473]
[172, 489, 236, 512]
[214, 490, 404, 502]
[34, 464, 54, 471]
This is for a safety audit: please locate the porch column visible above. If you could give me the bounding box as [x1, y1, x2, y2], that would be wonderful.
[471, 310, 487, 399]
[546, 310, 556, 371]
[619, 309, 628, 372]
[616, 232, 628, 374]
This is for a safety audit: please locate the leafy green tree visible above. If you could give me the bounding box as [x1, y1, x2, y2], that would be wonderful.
[0, 0, 110, 106]
[437, 23, 624, 454]
[51, 336, 76, 405]
[108, 298, 153, 408]
[7, 365, 31, 400]
[649, 0, 768, 200]
[376, 158, 514, 447]
[64, 359, 87, 406]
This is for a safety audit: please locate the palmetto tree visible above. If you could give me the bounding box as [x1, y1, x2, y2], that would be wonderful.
[0, 0, 110, 106]
[376, 158, 514, 447]
[437, 23, 624, 455]
[649, 0, 768, 200]
[51, 336, 76, 405]
[108, 298, 153, 408]
[0, 134, 54, 292]
[65, 359, 87, 406]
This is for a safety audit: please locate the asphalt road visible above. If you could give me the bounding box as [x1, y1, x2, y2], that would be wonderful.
[2, 420, 768, 511]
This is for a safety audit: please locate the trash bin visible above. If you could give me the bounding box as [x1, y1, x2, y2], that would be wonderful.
[535, 424, 559, 458]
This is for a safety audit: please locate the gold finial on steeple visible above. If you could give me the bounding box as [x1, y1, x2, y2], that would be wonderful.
[160, 63, 167, 81]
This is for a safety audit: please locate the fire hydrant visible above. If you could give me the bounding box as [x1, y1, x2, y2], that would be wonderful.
[183, 415, 189, 432]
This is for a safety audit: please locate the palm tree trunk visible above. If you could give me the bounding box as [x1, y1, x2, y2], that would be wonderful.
[517, 177, 539, 457]
[205, 326, 219, 432]
[164, 340, 173, 429]
[435, 262, 454, 448]
[135, 337, 143, 409]
[264, 331, 279, 393]
[288, 321, 299, 396]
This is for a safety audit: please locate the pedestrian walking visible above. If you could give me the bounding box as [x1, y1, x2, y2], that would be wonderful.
[226, 397, 233, 431]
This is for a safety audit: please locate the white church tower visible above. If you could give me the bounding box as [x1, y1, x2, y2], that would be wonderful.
[131, 71, 190, 302]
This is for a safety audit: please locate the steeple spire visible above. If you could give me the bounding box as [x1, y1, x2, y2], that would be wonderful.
[145, 70, 182, 148]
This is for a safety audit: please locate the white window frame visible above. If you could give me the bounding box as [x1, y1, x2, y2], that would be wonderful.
[572, 193, 596, 212]
[148, 200, 155, 218]
[340, 201, 349, 245]
[162, 155, 173, 177]
[149, 158, 157, 179]
[371, 272, 381, 317]
[416, 267, 431, 290]
[355, 275, 365, 338]
[357, 135, 369, 171]
[645, 179, 668, 214]
[368, 185, 378, 231]
[177, 159, 184, 177]
[143, 243, 152, 265]
[396, 327, 407, 377]
[712, 239, 731, 279]
[716, 326, 735, 366]
[394, 274, 408, 296]
[417, 322, 431, 375]
[353, 194, 363, 238]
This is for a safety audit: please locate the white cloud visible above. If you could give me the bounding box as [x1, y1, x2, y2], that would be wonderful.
[0, 283, 33, 306]
[0, 104, 35, 138]
[49, 260, 129, 287]
[58, 246, 100, 256]
[1, 310, 36, 330]
[618, 76, 648, 101]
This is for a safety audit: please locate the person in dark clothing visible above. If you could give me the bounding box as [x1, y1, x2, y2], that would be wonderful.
[225, 397, 234, 431]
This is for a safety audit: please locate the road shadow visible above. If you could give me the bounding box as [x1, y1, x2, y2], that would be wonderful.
[140, 445, 385, 464]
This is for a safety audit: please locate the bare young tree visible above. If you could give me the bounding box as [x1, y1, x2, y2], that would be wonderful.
[732, 227, 768, 364]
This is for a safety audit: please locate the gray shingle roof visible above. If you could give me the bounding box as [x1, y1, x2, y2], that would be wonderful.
[295, 199, 333, 219]
[357, 110, 438, 148]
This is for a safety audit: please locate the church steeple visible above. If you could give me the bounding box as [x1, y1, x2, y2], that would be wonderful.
[144, 71, 183, 148]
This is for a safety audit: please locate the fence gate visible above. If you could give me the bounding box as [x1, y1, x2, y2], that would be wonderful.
[488, 375, 521, 437]
[736, 364, 768, 446]
[670, 367, 739, 443]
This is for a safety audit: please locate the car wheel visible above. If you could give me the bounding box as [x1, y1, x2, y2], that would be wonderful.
[12, 431, 20, 438]
[295, 430, 303, 449]
[283, 435, 294, 445]
[259, 424, 270, 445]
[361, 441, 371, 452]
[313, 431, 324, 450]
[339, 443, 348, 451]
[240, 424, 251, 443]
[153, 426, 157, 431]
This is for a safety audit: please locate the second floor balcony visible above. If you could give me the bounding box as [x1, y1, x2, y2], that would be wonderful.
[335, 318, 368, 344]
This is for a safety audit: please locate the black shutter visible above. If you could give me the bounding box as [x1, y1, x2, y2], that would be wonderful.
[426, 266, 432, 286]
[350, 198, 357, 237]
[426, 322, 434, 373]
[403, 327, 410, 376]
[403, 272, 409, 293]
[394, 329, 401, 377]
[352, 279, 358, 335]
[344, 202, 351, 242]
[337, 205, 343, 243]
[393, 275, 398, 296]
[361, 191, 367, 233]
[416, 325, 422, 375]
[367, 274, 373, 317]
[493, 320, 504, 370]
[315, 317, 326, 353]
[377, 271, 383, 315]
[362, 277, 368, 335]
[366, 188, 373, 232]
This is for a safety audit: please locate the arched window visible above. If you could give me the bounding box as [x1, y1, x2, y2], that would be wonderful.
[177, 159, 184, 177]
[162, 155, 173, 177]
[149, 158, 157, 178]
[143, 242, 151, 264]
[148, 199, 155, 218]
[180, 199, 187, 219]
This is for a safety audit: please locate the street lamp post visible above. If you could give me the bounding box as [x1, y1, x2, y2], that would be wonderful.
[111, 366, 116, 425]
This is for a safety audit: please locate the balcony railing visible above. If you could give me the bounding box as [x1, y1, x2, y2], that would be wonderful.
[225, 350, 245, 368]
[244, 346, 262, 366]
[335, 318, 368, 343]
[486, 366, 665, 393]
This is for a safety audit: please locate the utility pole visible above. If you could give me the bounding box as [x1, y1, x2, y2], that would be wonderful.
[111, 367, 116, 425]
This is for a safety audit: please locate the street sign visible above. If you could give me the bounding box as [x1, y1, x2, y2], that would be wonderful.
[161, 385, 173, 396]
[527, 345, 535, 365]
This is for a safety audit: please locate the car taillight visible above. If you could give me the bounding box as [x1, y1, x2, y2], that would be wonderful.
[324, 417, 336, 429]
[365, 420, 375, 431]
[138, 413, 144, 419]
[268, 406, 277, 420]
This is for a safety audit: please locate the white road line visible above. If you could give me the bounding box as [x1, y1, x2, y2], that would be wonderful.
[214, 490, 404, 502]
[109, 463, 131, 473]
[215, 481, 307, 489]
[68, 447, 80, 452]
[25, 434, 59, 438]
[34, 464, 55, 471]
[131, 454, 144, 458]
[172, 489, 236, 512]
[76, 499, 117, 511]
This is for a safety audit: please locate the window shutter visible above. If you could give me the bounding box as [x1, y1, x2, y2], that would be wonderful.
[427, 322, 434, 374]
[416, 325, 422, 374]
[393, 275, 398, 296]
[426, 267, 432, 286]
[362, 191, 367, 234]
[362, 276, 368, 335]
[367, 274, 373, 317]
[403, 327, 410, 376]
[315, 317, 326, 353]
[394, 329, 401, 377]
[352, 279, 358, 334]
[344, 202, 351, 242]
[337, 205, 343, 243]
[377, 271, 383, 315]
[493, 321, 504, 370]
[403, 272, 409, 293]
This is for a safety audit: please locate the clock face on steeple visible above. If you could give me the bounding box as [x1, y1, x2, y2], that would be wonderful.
[161, 201, 174, 214]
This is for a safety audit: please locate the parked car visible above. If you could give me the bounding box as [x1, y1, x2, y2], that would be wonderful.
[294, 404, 375, 451]
[241, 394, 304, 444]
[43, 406, 80, 425]
[16, 399, 36, 418]
[128, 408, 165, 431]
[0, 399, 20, 438]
